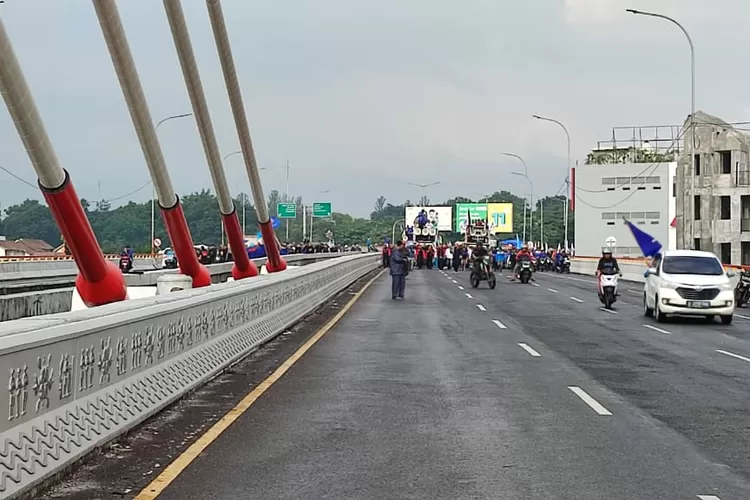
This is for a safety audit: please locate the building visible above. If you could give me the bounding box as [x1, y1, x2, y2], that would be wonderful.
[675, 111, 750, 265]
[573, 125, 679, 258]
[0, 236, 55, 257]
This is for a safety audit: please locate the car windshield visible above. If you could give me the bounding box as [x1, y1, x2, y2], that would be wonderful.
[661, 256, 724, 276]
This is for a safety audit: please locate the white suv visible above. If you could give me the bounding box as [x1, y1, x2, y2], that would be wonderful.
[644, 250, 736, 324]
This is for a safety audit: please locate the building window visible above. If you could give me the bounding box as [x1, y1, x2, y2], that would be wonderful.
[645, 212, 660, 219]
[743, 242, 750, 266]
[672, 176, 676, 198]
[719, 151, 732, 174]
[720, 242, 732, 265]
[694, 154, 701, 175]
[694, 238, 701, 251]
[694, 195, 701, 220]
[601, 212, 616, 220]
[646, 176, 660, 184]
[720, 195, 731, 220]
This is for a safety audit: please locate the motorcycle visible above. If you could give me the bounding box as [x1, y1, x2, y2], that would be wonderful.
[470, 257, 497, 289]
[556, 257, 570, 274]
[735, 270, 750, 307]
[119, 255, 133, 273]
[162, 249, 178, 269]
[598, 272, 619, 309]
[517, 260, 532, 284]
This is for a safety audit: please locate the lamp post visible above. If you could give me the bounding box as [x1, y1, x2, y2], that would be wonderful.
[626, 8, 695, 248]
[502, 152, 532, 243]
[152, 112, 193, 255]
[532, 115, 570, 249]
[408, 181, 439, 205]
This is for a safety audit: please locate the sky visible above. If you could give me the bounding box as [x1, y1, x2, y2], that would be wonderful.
[0, 0, 748, 218]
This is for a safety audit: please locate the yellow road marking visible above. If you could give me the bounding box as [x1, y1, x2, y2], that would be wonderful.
[134, 269, 385, 499]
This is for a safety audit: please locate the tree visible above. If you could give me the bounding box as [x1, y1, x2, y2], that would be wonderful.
[373, 196, 386, 216]
[418, 195, 430, 206]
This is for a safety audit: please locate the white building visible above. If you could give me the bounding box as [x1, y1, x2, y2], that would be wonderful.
[573, 161, 677, 258]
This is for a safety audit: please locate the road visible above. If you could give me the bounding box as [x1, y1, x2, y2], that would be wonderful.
[146, 268, 750, 500]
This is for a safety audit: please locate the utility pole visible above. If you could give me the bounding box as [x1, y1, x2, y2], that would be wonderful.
[285, 160, 290, 241]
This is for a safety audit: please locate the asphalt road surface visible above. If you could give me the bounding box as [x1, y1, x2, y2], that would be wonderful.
[148, 268, 750, 500]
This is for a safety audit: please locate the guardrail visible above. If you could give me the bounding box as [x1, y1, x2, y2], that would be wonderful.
[0, 254, 155, 262]
[0, 252, 379, 499]
[0, 257, 162, 276]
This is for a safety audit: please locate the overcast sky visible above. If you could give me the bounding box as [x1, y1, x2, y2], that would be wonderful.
[0, 0, 747, 218]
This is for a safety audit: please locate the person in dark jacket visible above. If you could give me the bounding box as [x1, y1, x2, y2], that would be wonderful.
[390, 240, 408, 299]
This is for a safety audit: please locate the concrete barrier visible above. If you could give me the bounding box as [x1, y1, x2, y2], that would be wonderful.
[0, 253, 379, 499]
[0, 289, 73, 322]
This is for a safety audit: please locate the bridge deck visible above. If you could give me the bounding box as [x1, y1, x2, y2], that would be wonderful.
[147, 269, 750, 500]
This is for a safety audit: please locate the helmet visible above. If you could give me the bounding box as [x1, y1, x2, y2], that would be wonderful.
[603, 247, 613, 255]
[521, 244, 528, 250]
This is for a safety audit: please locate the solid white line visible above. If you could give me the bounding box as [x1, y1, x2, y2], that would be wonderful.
[458, 285, 465, 290]
[476, 304, 487, 311]
[697, 496, 722, 500]
[548, 288, 558, 293]
[643, 324, 671, 335]
[568, 386, 612, 416]
[518, 343, 541, 357]
[599, 307, 617, 314]
[492, 319, 507, 329]
[465, 293, 473, 299]
[716, 349, 750, 363]
[569, 296, 584, 303]
[735, 313, 750, 320]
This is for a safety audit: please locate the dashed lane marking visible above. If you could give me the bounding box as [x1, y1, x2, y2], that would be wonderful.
[458, 285, 465, 290]
[465, 293, 473, 299]
[628, 289, 641, 295]
[569, 296, 584, 303]
[548, 288, 558, 293]
[492, 319, 507, 329]
[531, 282, 540, 287]
[518, 343, 541, 357]
[716, 349, 750, 363]
[697, 496, 722, 500]
[476, 304, 486, 311]
[643, 324, 671, 335]
[568, 386, 613, 416]
[735, 313, 750, 320]
[599, 307, 617, 314]
[133, 270, 386, 499]
[451, 279, 458, 284]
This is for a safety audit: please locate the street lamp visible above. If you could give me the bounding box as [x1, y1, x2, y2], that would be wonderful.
[152, 112, 193, 254]
[502, 152, 532, 243]
[626, 8, 695, 248]
[408, 181, 439, 205]
[532, 114, 570, 249]
[511, 171, 533, 244]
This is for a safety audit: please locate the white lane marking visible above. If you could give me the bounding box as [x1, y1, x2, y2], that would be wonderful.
[531, 282, 540, 287]
[569, 296, 584, 303]
[568, 386, 613, 416]
[548, 274, 593, 284]
[458, 285, 465, 290]
[518, 343, 541, 357]
[599, 307, 617, 314]
[716, 349, 750, 363]
[548, 288, 558, 293]
[697, 496, 722, 500]
[465, 293, 473, 299]
[451, 279, 458, 284]
[492, 319, 507, 329]
[476, 304, 487, 311]
[735, 313, 750, 320]
[643, 324, 671, 335]
[628, 289, 641, 295]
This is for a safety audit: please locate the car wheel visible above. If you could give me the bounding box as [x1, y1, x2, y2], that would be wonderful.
[654, 296, 667, 323]
[643, 293, 653, 317]
[721, 314, 733, 325]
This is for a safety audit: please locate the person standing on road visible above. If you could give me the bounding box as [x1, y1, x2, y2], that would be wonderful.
[390, 240, 407, 300]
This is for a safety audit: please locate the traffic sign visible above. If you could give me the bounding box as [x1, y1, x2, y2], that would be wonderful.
[277, 202, 297, 219]
[153, 238, 162, 247]
[312, 202, 332, 218]
[605, 236, 617, 247]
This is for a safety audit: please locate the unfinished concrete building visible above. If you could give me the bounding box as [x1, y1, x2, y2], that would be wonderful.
[675, 111, 750, 264]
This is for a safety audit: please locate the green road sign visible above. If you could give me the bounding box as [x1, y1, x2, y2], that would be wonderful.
[277, 202, 297, 219]
[312, 202, 332, 218]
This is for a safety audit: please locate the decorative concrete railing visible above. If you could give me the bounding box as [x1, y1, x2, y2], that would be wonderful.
[0, 253, 379, 499]
[0, 257, 162, 275]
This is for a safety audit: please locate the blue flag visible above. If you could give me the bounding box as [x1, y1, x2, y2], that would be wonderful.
[624, 218, 662, 257]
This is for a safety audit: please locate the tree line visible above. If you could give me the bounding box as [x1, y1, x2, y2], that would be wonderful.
[0, 189, 574, 254]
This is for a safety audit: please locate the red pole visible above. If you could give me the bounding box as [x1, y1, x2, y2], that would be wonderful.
[258, 221, 287, 272]
[221, 210, 259, 279]
[160, 197, 212, 288]
[42, 171, 127, 306]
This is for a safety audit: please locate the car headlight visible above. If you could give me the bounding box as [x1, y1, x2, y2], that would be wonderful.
[720, 282, 735, 291]
[659, 281, 679, 290]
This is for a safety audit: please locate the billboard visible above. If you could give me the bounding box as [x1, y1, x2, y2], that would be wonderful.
[487, 203, 514, 234]
[455, 203, 488, 233]
[404, 206, 453, 232]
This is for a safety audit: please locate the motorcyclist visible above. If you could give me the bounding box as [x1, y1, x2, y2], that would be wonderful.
[471, 242, 489, 273]
[596, 248, 621, 276]
[512, 244, 534, 278]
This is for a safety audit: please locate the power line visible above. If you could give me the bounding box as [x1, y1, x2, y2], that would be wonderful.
[0, 165, 37, 189]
